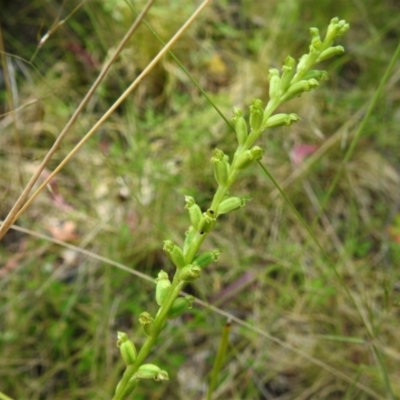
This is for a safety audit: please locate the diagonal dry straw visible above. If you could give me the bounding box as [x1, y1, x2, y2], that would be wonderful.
[1, 0, 210, 237]
[0, 0, 157, 241]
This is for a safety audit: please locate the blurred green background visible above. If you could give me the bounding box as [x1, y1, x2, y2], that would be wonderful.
[1, 0, 400, 399]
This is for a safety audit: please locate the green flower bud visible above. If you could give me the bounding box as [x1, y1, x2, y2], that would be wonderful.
[325, 18, 349, 47]
[232, 109, 248, 147]
[217, 196, 251, 215]
[155, 270, 171, 306]
[231, 107, 242, 120]
[296, 54, 310, 76]
[302, 70, 328, 82]
[211, 148, 230, 186]
[183, 226, 197, 255]
[268, 69, 281, 101]
[309, 27, 323, 50]
[117, 332, 137, 366]
[249, 99, 264, 131]
[139, 312, 156, 337]
[198, 211, 217, 234]
[235, 146, 264, 170]
[280, 56, 296, 92]
[134, 364, 169, 381]
[281, 78, 319, 102]
[163, 240, 186, 269]
[193, 249, 221, 269]
[185, 196, 203, 230]
[265, 113, 300, 129]
[167, 296, 195, 319]
[316, 45, 345, 62]
[178, 264, 201, 282]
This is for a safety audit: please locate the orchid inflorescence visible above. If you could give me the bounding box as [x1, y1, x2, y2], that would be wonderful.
[113, 17, 349, 399]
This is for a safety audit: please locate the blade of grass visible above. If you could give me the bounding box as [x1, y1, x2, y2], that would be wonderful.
[30, 2, 84, 62]
[316, 335, 366, 344]
[207, 320, 231, 400]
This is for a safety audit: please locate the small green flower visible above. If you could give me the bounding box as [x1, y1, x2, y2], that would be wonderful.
[264, 113, 300, 129]
[316, 45, 345, 62]
[167, 296, 195, 319]
[296, 54, 310, 77]
[309, 27, 323, 50]
[236, 146, 264, 170]
[198, 210, 217, 234]
[183, 226, 197, 256]
[217, 196, 250, 215]
[117, 332, 137, 366]
[134, 364, 169, 381]
[185, 196, 202, 231]
[139, 312, 156, 337]
[155, 270, 171, 306]
[281, 79, 319, 102]
[232, 108, 248, 147]
[178, 264, 201, 282]
[193, 249, 221, 269]
[211, 148, 230, 186]
[268, 69, 281, 101]
[280, 56, 296, 93]
[163, 240, 186, 269]
[249, 99, 264, 131]
[302, 70, 328, 82]
[325, 17, 349, 47]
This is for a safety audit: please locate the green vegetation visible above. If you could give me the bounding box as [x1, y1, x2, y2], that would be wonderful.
[1, 1, 400, 399]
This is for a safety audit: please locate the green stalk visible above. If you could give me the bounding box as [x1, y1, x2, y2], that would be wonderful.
[113, 17, 350, 399]
[206, 320, 231, 400]
[113, 279, 186, 399]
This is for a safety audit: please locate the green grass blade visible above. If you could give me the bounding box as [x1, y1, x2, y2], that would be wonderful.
[207, 320, 231, 400]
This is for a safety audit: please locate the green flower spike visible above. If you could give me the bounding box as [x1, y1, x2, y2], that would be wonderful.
[134, 364, 169, 381]
[211, 148, 230, 186]
[109, 18, 350, 400]
[232, 108, 248, 147]
[167, 296, 195, 319]
[249, 99, 264, 131]
[163, 240, 186, 270]
[178, 264, 201, 282]
[193, 249, 221, 269]
[117, 332, 137, 366]
[185, 196, 202, 231]
[155, 270, 171, 306]
[139, 312, 156, 337]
